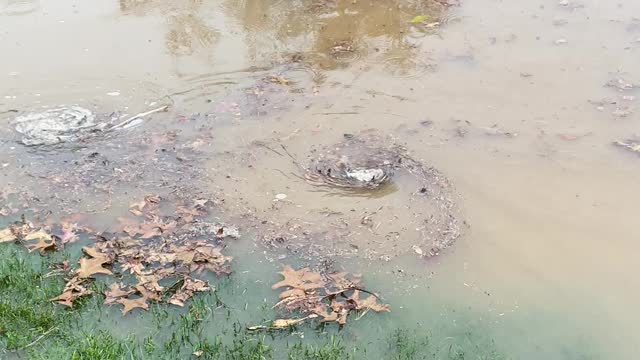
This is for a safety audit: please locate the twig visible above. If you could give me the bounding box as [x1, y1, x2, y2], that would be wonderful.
[252, 141, 284, 156]
[108, 105, 169, 131]
[21, 327, 58, 349]
[42, 269, 64, 279]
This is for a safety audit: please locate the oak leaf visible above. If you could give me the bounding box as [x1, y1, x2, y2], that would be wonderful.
[51, 276, 92, 307]
[272, 265, 325, 294]
[104, 283, 134, 304]
[116, 297, 149, 315]
[25, 229, 56, 253]
[77, 257, 112, 278]
[348, 290, 390, 313]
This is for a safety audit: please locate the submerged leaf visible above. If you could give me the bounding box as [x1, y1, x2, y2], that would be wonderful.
[117, 297, 149, 315]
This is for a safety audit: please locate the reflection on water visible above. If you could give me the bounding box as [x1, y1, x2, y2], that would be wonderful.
[114, 0, 451, 75]
[120, 0, 218, 56]
[166, 13, 217, 55]
[225, 0, 449, 71]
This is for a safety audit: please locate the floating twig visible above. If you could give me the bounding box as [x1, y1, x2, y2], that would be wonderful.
[108, 105, 169, 131]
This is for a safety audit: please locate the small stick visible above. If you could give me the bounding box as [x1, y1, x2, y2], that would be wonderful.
[21, 326, 58, 349]
[108, 105, 169, 131]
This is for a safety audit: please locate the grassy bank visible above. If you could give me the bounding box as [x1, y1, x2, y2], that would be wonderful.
[0, 244, 506, 359]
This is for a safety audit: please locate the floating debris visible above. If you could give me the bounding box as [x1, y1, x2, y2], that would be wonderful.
[606, 78, 636, 92]
[614, 138, 640, 154]
[12, 105, 170, 146]
[13, 106, 101, 145]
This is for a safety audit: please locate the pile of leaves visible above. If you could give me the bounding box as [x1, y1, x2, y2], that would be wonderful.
[261, 265, 390, 328]
[0, 195, 237, 315]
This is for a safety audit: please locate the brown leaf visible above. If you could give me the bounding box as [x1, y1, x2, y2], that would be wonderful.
[0, 228, 16, 243]
[272, 265, 325, 293]
[129, 200, 147, 213]
[139, 223, 162, 239]
[104, 283, 134, 305]
[193, 199, 208, 207]
[271, 318, 307, 328]
[168, 291, 190, 307]
[57, 222, 79, 245]
[116, 297, 149, 315]
[168, 277, 210, 307]
[25, 229, 56, 254]
[121, 259, 145, 275]
[311, 303, 346, 325]
[348, 290, 390, 313]
[135, 284, 162, 302]
[51, 276, 92, 307]
[267, 75, 291, 85]
[77, 257, 112, 278]
[82, 246, 111, 260]
[144, 194, 161, 204]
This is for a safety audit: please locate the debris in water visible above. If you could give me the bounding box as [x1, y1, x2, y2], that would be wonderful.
[410, 15, 428, 23]
[612, 107, 633, 117]
[557, 132, 592, 141]
[614, 138, 640, 154]
[330, 41, 355, 55]
[606, 77, 636, 92]
[481, 126, 518, 137]
[11, 104, 169, 145]
[266, 75, 291, 85]
[13, 106, 100, 146]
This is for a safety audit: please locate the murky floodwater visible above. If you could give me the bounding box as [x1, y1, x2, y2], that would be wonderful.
[2, 0, 640, 358]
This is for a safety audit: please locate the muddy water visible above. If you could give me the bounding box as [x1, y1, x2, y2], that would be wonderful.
[2, 0, 640, 358]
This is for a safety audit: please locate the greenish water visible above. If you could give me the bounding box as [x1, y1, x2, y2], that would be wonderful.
[0, 234, 600, 359]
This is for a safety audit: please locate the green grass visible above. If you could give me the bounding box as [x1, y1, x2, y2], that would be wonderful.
[0, 244, 510, 360]
[0, 247, 69, 350]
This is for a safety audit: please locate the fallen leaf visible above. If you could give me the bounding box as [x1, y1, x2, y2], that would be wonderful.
[117, 297, 149, 315]
[51, 276, 92, 307]
[272, 265, 326, 295]
[0, 228, 16, 243]
[267, 75, 291, 85]
[25, 229, 56, 253]
[77, 257, 112, 278]
[348, 290, 390, 313]
[104, 283, 134, 304]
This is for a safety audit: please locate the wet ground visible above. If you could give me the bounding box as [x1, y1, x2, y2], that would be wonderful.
[2, 0, 640, 358]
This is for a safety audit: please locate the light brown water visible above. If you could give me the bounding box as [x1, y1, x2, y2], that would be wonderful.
[2, 0, 640, 358]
